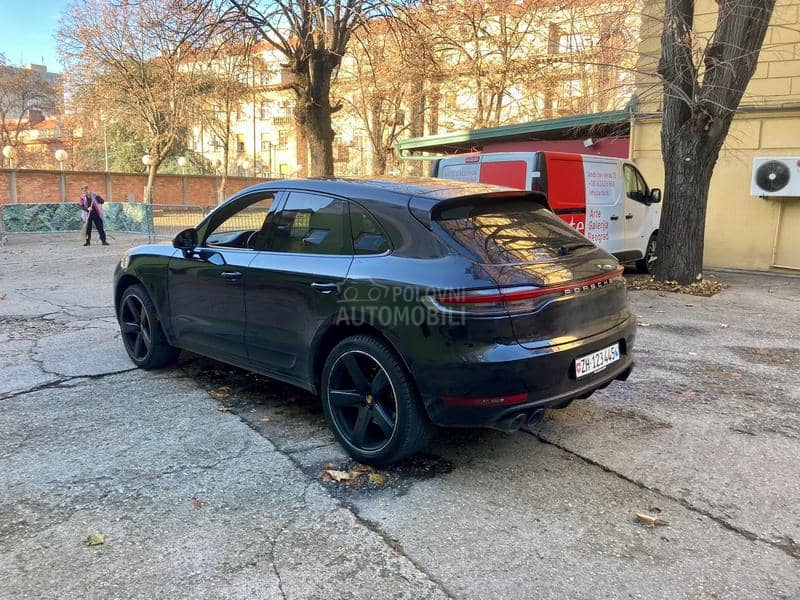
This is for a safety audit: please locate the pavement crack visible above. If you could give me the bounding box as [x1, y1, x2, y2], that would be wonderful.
[529, 430, 800, 561]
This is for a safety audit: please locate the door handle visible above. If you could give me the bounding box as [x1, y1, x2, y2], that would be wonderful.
[610, 215, 619, 221]
[310, 282, 338, 294]
[221, 271, 242, 280]
[625, 214, 634, 220]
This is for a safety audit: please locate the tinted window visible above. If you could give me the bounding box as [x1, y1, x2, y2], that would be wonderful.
[350, 203, 390, 255]
[267, 192, 349, 255]
[434, 197, 591, 264]
[205, 194, 274, 248]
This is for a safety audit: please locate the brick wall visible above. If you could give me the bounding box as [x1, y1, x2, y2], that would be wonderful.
[0, 169, 273, 207]
[0, 171, 9, 204]
[16, 171, 62, 203]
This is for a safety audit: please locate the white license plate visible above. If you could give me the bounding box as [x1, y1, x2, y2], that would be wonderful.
[575, 343, 620, 378]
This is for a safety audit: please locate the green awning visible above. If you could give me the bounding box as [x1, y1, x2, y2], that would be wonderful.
[397, 107, 633, 159]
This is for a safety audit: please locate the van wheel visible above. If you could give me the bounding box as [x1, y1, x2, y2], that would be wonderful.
[118, 284, 179, 369]
[321, 335, 434, 466]
[636, 233, 657, 274]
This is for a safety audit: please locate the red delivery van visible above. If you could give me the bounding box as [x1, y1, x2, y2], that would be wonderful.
[432, 151, 662, 273]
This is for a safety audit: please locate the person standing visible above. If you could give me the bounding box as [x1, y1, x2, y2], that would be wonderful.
[79, 185, 108, 246]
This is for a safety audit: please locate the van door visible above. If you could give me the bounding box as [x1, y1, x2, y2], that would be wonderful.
[543, 152, 587, 236]
[582, 159, 624, 255]
[622, 164, 651, 259]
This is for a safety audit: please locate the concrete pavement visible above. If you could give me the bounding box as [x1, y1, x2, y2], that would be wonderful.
[1, 233, 798, 599]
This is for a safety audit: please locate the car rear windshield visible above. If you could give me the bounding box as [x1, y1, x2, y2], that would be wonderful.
[433, 196, 591, 264]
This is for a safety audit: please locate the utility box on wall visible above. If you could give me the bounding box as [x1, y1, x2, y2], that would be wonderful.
[750, 157, 800, 197]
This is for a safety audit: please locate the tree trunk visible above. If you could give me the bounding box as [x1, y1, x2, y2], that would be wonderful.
[653, 132, 717, 283]
[144, 161, 159, 204]
[371, 151, 387, 175]
[294, 57, 337, 177]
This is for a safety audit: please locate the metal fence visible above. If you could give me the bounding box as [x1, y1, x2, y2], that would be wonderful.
[0, 203, 215, 243]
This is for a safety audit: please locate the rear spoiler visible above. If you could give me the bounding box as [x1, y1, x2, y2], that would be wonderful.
[408, 190, 549, 230]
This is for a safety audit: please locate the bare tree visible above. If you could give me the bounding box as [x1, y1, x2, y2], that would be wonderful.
[654, 0, 776, 283]
[339, 19, 430, 174]
[59, 0, 216, 202]
[222, 0, 390, 177]
[0, 60, 59, 156]
[196, 41, 266, 201]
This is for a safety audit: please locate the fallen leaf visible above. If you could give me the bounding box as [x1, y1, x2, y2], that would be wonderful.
[638, 322, 651, 327]
[719, 323, 729, 329]
[258, 416, 271, 423]
[0, 293, 6, 300]
[322, 469, 353, 482]
[217, 405, 232, 412]
[323, 461, 337, 469]
[635, 513, 669, 528]
[368, 473, 387, 485]
[351, 463, 373, 474]
[191, 498, 205, 509]
[209, 386, 231, 400]
[85, 532, 106, 546]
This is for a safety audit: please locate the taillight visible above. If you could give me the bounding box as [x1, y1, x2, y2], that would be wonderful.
[429, 267, 624, 316]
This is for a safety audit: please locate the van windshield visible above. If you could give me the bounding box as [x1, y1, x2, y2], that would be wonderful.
[433, 196, 593, 264]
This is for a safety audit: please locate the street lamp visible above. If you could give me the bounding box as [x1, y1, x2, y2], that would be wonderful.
[142, 154, 152, 167]
[240, 158, 250, 177]
[2, 145, 17, 169]
[54, 149, 68, 171]
[177, 156, 187, 175]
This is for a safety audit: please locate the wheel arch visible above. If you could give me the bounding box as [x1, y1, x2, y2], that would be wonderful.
[310, 320, 414, 395]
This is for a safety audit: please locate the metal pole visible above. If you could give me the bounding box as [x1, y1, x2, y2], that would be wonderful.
[103, 126, 109, 172]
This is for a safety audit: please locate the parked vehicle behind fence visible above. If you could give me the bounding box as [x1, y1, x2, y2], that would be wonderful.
[115, 178, 635, 464]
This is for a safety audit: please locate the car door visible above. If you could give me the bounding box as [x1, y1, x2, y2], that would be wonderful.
[168, 191, 277, 362]
[622, 163, 651, 258]
[245, 191, 353, 385]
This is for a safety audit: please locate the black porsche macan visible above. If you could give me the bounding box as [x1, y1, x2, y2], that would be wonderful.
[115, 178, 635, 464]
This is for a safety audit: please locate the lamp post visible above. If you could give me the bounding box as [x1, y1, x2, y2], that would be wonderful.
[99, 114, 109, 172]
[54, 149, 68, 171]
[177, 156, 187, 175]
[142, 154, 152, 203]
[2, 145, 17, 169]
[240, 158, 250, 178]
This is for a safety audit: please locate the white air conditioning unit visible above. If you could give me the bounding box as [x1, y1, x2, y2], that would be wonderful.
[751, 157, 800, 197]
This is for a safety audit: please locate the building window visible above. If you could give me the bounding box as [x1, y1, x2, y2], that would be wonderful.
[236, 134, 245, 153]
[278, 130, 288, 149]
[259, 101, 269, 120]
[261, 132, 271, 152]
[279, 163, 290, 177]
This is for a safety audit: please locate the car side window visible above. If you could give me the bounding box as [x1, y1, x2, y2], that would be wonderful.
[349, 203, 390, 255]
[204, 193, 275, 249]
[265, 192, 350, 255]
[623, 164, 647, 202]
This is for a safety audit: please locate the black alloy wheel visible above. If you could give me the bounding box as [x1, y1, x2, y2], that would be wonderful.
[327, 350, 398, 453]
[321, 335, 433, 465]
[120, 294, 152, 362]
[118, 284, 179, 369]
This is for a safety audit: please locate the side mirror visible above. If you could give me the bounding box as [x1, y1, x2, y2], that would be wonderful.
[649, 188, 662, 204]
[173, 228, 198, 250]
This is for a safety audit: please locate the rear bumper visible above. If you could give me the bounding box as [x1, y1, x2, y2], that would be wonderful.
[414, 315, 636, 428]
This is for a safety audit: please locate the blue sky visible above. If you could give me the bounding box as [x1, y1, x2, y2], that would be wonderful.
[0, 0, 69, 72]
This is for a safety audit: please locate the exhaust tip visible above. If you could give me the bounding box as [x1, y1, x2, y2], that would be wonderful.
[491, 412, 527, 434]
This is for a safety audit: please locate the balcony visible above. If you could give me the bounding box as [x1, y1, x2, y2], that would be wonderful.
[272, 116, 293, 127]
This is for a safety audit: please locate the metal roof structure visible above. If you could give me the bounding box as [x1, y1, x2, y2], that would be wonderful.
[396, 107, 633, 159]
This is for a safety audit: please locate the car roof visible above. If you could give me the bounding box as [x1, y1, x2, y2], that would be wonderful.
[234, 176, 513, 205]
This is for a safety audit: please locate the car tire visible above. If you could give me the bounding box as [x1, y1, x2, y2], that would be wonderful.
[118, 284, 179, 369]
[636, 233, 657, 274]
[321, 334, 434, 466]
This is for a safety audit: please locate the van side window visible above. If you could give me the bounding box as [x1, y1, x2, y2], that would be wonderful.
[624, 165, 648, 202]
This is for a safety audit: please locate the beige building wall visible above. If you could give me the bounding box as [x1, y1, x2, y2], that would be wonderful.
[632, 0, 800, 271]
